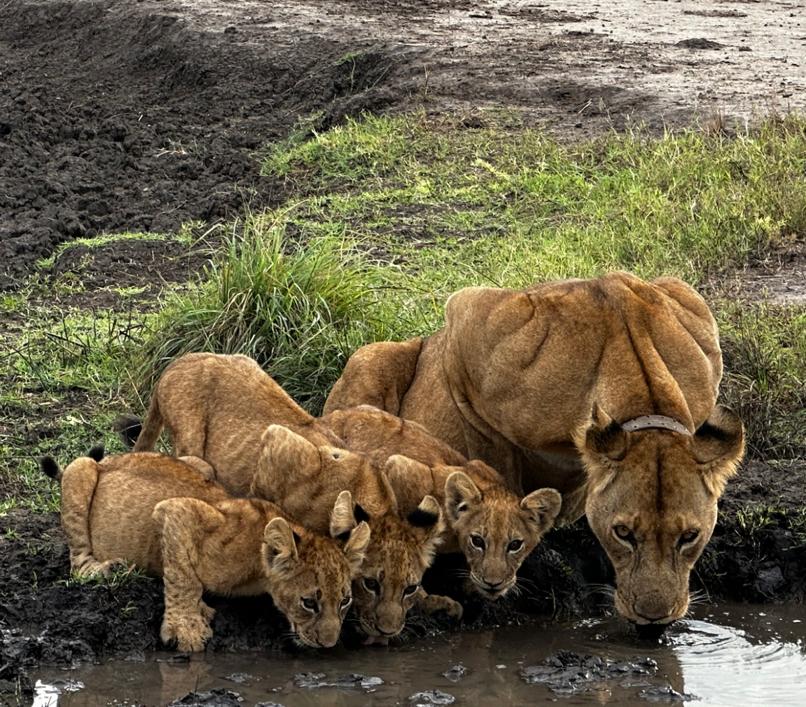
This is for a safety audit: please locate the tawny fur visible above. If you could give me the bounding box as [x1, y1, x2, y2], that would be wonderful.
[126, 353, 460, 636]
[324, 405, 562, 599]
[255, 425, 460, 638]
[323, 272, 745, 624]
[51, 451, 370, 651]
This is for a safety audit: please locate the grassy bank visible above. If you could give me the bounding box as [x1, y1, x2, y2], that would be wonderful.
[1, 113, 804, 513]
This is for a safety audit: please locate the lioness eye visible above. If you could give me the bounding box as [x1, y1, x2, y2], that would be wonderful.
[508, 539, 524, 553]
[363, 578, 380, 594]
[301, 597, 318, 612]
[678, 529, 700, 548]
[403, 584, 419, 597]
[340, 595, 352, 608]
[613, 524, 636, 547]
[470, 534, 486, 550]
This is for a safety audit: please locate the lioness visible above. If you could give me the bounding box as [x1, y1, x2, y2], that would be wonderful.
[42, 449, 370, 651]
[322, 405, 562, 600]
[119, 352, 461, 639]
[324, 272, 746, 629]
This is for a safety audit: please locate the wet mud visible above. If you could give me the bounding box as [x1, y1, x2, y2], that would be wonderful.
[20, 607, 806, 705]
[3, 0, 805, 288]
[2, 457, 805, 688]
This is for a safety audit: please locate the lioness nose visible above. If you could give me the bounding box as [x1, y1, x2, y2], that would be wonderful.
[633, 595, 671, 622]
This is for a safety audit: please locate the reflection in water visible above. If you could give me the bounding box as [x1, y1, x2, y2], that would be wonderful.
[28, 604, 806, 707]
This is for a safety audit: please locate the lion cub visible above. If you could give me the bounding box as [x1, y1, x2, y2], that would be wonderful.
[42, 449, 370, 651]
[323, 406, 563, 600]
[254, 425, 456, 642]
[120, 352, 462, 640]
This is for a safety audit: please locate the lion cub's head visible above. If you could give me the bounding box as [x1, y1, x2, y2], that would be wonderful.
[262, 490, 370, 648]
[577, 405, 744, 629]
[385, 456, 562, 600]
[443, 462, 562, 599]
[351, 488, 445, 641]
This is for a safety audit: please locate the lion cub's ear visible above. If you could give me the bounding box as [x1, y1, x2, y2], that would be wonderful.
[254, 425, 321, 499]
[330, 490, 357, 540]
[693, 406, 745, 496]
[408, 495, 445, 565]
[342, 521, 371, 576]
[521, 488, 562, 532]
[262, 517, 299, 574]
[444, 471, 482, 523]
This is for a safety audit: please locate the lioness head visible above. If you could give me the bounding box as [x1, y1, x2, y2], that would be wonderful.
[352, 474, 445, 639]
[578, 405, 744, 628]
[444, 463, 562, 599]
[262, 490, 371, 648]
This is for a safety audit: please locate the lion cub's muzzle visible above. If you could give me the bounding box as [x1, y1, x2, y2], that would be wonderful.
[471, 572, 516, 600]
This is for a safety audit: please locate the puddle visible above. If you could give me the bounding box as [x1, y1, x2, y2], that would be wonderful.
[27, 603, 806, 706]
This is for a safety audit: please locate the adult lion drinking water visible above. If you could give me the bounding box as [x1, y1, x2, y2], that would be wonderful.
[324, 272, 746, 631]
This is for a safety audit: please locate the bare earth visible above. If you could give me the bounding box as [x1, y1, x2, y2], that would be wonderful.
[2, 0, 805, 286]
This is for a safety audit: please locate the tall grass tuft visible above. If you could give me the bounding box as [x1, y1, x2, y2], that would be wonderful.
[133, 215, 399, 413]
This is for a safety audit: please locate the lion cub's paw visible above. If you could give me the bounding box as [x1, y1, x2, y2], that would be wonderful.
[419, 593, 464, 621]
[198, 600, 216, 623]
[161, 614, 213, 653]
[73, 556, 131, 579]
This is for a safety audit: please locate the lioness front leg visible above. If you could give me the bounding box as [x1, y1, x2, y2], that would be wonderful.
[417, 591, 463, 621]
[154, 498, 223, 652]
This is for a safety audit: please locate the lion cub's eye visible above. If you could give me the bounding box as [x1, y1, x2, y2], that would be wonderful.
[403, 584, 419, 597]
[507, 539, 524, 553]
[677, 529, 700, 548]
[363, 577, 381, 594]
[340, 595, 353, 608]
[613, 524, 636, 547]
[301, 597, 319, 612]
[470, 534, 486, 551]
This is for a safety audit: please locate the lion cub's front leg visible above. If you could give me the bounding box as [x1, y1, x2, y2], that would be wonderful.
[416, 591, 463, 621]
[153, 498, 223, 652]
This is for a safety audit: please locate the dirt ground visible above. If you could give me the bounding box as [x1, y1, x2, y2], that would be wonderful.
[2, 0, 804, 287]
[1, 0, 805, 691]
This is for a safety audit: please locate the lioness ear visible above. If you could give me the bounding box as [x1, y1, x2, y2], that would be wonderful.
[444, 471, 482, 523]
[693, 406, 745, 496]
[330, 490, 357, 540]
[408, 495, 445, 565]
[384, 455, 431, 515]
[342, 521, 371, 576]
[583, 405, 628, 462]
[262, 517, 299, 573]
[253, 425, 321, 499]
[521, 488, 562, 532]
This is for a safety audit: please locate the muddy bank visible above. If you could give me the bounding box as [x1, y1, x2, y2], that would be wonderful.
[3, 0, 805, 288]
[2, 459, 804, 685]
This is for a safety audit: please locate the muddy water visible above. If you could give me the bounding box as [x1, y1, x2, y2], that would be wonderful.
[31, 604, 806, 706]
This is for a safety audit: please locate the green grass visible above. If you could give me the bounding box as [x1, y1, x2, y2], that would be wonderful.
[133, 215, 401, 412]
[134, 113, 806, 446]
[2, 112, 805, 511]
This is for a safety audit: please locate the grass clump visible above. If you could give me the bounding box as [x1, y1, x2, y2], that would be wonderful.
[135, 215, 401, 413]
[718, 302, 805, 458]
